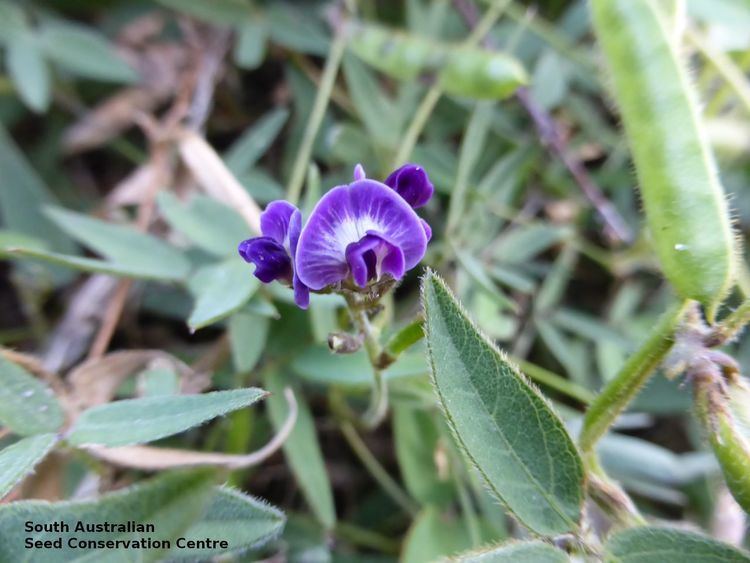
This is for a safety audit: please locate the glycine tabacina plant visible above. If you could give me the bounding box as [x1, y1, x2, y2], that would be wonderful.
[3, 0, 750, 561]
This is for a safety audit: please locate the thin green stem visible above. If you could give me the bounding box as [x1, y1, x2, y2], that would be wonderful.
[392, 0, 511, 168]
[689, 29, 750, 118]
[512, 357, 595, 405]
[287, 33, 346, 205]
[392, 85, 442, 168]
[335, 522, 401, 554]
[340, 421, 419, 516]
[578, 301, 691, 453]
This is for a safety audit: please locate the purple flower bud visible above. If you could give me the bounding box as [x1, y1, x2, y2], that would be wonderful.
[384, 163, 434, 209]
[238, 237, 292, 283]
[238, 200, 310, 309]
[295, 175, 428, 291]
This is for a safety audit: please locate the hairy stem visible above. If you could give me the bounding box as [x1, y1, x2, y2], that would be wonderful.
[711, 299, 750, 345]
[579, 301, 690, 453]
[345, 294, 389, 428]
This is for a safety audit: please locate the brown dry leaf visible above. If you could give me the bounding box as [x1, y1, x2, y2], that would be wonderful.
[117, 13, 166, 48]
[62, 88, 165, 154]
[178, 129, 262, 234]
[106, 162, 160, 208]
[20, 451, 66, 501]
[66, 350, 208, 414]
[42, 275, 120, 374]
[85, 388, 297, 470]
[62, 41, 188, 154]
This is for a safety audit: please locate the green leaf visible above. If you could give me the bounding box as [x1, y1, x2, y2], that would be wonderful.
[530, 50, 570, 110]
[157, 193, 248, 257]
[452, 541, 569, 562]
[138, 367, 179, 397]
[401, 507, 476, 563]
[234, 18, 268, 70]
[263, 371, 336, 529]
[187, 259, 260, 330]
[7, 34, 51, 113]
[0, 229, 48, 253]
[0, 355, 64, 436]
[0, 126, 75, 254]
[454, 248, 516, 311]
[169, 486, 285, 559]
[46, 207, 190, 281]
[4, 247, 185, 281]
[268, 3, 329, 55]
[42, 206, 190, 281]
[393, 405, 454, 506]
[421, 271, 584, 535]
[237, 168, 285, 203]
[156, 0, 252, 25]
[604, 527, 750, 563]
[384, 320, 425, 358]
[224, 108, 289, 176]
[0, 434, 58, 498]
[39, 21, 137, 83]
[342, 54, 400, 148]
[448, 102, 494, 233]
[0, 0, 27, 44]
[67, 388, 267, 447]
[0, 469, 217, 562]
[492, 224, 572, 264]
[292, 346, 427, 388]
[229, 311, 269, 373]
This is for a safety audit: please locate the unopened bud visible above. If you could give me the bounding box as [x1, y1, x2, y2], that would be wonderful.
[328, 332, 363, 354]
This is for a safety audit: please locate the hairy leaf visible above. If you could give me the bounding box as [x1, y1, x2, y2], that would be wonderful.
[67, 388, 267, 447]
[187, 259, 260, 330]
[422, 270, 584, 535]
[0, 355, 64, 436]
[0, 434, 58, 498]
[604, 527, 750, 562]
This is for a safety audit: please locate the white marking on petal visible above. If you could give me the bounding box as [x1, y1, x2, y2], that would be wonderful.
[333, 216, 382, 252]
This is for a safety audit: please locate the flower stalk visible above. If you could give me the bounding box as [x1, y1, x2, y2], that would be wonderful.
[579, 300, 691, 454]
[344, 292, 389, 428]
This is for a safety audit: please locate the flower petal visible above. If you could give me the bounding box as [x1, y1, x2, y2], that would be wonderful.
[238, 236, 292, 283]
[293, 274, 310, 309]
[296, 180, 428, 290]
[261, 200, 300, 248]
[345, 233, 405, 288]
[384, 164, 434, 209]
[420, 219, 432, 241]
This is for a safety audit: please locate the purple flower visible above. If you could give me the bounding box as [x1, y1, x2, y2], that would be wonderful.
[384, 164, 434, 209]
[295, 166, 430, 290]
[238, 201, 310, 308]
[238, 164, 433, 307]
